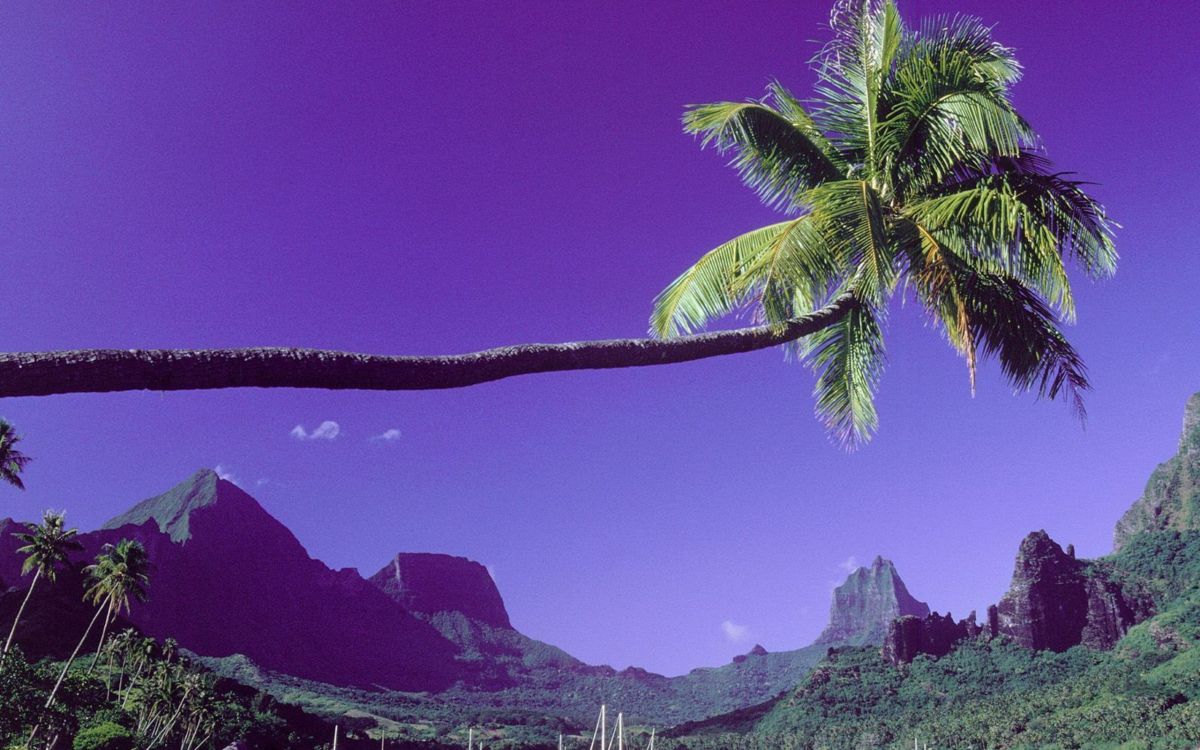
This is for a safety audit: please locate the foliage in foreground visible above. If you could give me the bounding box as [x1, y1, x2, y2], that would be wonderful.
[0, 634, 335, 750]
[654, 0, 1117, 446]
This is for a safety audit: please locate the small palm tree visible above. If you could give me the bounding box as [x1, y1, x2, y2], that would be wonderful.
[84, 539, 151, 670]
[0, 419, 31, 490]
[31, 539, 150, 746]
[651, 0, 1116, 446]
[3, 510, 82, 653]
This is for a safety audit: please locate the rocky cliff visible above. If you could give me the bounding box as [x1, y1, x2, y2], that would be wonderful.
[369, 553, 511, 629]
[882, 611, 982, 664]
[884, 529, 1156, 664]
[816, 556, 930, 645]
[994, 531, 1154, 651]
[1114, 392, 1200, 549]
[994, 530, 1091, 651]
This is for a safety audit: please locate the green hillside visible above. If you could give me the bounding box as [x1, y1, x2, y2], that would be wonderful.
[663, 530, 1200, 750]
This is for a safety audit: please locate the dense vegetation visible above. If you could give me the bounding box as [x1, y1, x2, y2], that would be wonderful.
[0, 636, 340, 750]
[198, 641, 830, 746]
[662, 530, 1200, 750]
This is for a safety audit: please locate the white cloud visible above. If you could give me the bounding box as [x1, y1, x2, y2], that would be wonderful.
[838, 556, 859, 574]
[290, 421, 341, 441]
[370, 428, 402, 442]
[721, 620, 749, 643]
[255, 478, 270, 488]
[214, 465, 238, 485]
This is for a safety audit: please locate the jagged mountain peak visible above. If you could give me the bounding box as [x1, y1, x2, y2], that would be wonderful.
[815, 556, 930, 645]
[101, 468, 271, 544]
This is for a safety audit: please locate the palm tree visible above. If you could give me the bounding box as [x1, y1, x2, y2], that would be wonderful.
[0, 419, 31, 490]
[84, 539, 151, 670]
[31, 539, 150, 747]
[3, 510, 82, 654]
[650, 0, 1115, 445]
[0, 0, 1114, 449]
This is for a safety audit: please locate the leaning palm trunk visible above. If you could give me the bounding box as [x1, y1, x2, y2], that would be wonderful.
[29, 605, 105, 747]
[87, 604, 114, 671]
[2, 567, 40, 654]
[146, 685, 193, 750]
[0, 298, 854, 398]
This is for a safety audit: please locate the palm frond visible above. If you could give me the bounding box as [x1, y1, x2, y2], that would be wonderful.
[813, 0, 904, 180]
[957, 268, 1090, 417]
[812, 1, 874, 167]
[910, 13, 1022, 86]
[802, 300, 886, 448]
[684, 87, 844, 211]
[738, 215, 847, 325]
[937, 153, 1118, 278]
[896, 217, 978, 390]
[651, 221, 796, 337]
[880, 32, 1032, 196]
[805, 179, 895, 303]
[907, 179, 1076, 319]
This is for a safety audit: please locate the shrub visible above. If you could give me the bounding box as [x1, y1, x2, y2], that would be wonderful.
[72, 723, 133, 750]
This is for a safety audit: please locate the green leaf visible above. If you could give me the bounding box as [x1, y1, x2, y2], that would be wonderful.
[802, 300, 886, 448]
[684, 91, 844, 211]
[650, 221, 799, 337]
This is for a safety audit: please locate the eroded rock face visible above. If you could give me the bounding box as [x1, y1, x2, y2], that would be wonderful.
[883, 611, 982, 665]
[1080, 573, 1154, 649]
[816, 556, 930, 645]
[885, 530, 1157, 665]
[368, 553, 511, 629]
[996, 531, 1090, 651]
[994, 531, 1153, 653]
[1114, 392, 1200, 550]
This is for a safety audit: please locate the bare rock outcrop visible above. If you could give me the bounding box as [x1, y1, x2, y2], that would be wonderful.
[883, 611, 982, 665]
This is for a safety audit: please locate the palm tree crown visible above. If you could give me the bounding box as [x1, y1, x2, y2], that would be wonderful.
[651, 0, 1116, 446]
[0, 419, 31, 489]
[15, 510, 81, 582]
[3, 510, 82, 653]
[85, 539, 151, 619]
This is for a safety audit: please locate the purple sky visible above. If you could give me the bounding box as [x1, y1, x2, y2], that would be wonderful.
[0, 0, 1197, 676]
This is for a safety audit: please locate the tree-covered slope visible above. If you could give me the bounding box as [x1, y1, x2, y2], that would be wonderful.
[663, 395, 1200, 750]
[664, 540, 1200, 749]
[1115, 393, 1200, 549]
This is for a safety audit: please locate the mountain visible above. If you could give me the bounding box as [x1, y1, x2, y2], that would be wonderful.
[0, 468, 931, 733]
[369, 553, 511, 629]
[815, 556, 929, 645]
[4, 470, 465, 690]
[1114, 392, 1200, 548]
[668, 392, 1200, 750]
[195, 553, 929, 730]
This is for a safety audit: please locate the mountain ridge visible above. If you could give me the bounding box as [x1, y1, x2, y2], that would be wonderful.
[1, 473, 930, 726]
[665, 391, 1200, 750]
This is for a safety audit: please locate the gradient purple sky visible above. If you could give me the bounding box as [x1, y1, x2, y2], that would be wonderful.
[0, 0, 1197, 676]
